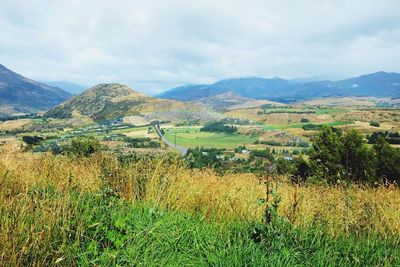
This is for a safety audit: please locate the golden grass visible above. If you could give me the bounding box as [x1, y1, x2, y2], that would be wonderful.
[1, 146, 399, 238]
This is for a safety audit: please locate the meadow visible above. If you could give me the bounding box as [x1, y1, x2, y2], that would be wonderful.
[0, 145, 399, 265]
[164, 127, 258, 149]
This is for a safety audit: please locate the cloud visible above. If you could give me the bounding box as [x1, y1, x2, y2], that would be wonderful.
[0, 0, 399, 94]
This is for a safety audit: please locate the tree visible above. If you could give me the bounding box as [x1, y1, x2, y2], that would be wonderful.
[341, 130, 376, 183]
[292, 156, 310, 183]
[309, 126, 343, 182]
[22, 135, 44, 146]
[373, 136, 400, 184]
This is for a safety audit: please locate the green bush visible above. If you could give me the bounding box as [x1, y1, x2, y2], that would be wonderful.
[66, 136, 103, 157]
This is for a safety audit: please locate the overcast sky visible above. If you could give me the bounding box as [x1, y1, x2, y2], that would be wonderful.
[1, 0, 399, 94]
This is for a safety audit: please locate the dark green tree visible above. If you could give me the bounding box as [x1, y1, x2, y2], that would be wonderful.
[373, 136, 400, 184]
[341, 130, 376, 183]
[309, 126, 343, 182]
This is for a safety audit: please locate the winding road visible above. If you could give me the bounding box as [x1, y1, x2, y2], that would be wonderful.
[153, 126, 188, 156]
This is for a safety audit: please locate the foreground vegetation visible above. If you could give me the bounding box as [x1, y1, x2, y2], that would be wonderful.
[0, 144, 399, 265]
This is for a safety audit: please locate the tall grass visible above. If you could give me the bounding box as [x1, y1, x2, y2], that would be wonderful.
[0, 146, 399, 265]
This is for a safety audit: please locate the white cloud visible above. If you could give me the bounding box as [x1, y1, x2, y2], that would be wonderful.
[0, 0, 399, 94]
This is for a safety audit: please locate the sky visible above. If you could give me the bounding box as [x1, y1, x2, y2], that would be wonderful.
[0, 0, 399, 94]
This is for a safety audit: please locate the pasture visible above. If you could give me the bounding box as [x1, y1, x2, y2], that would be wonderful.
[164, 127, 258, 149]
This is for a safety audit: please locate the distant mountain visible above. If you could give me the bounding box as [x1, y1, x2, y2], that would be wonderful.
[45, 83, 206, 122]
[44, 81, 86, 94]
[335, 71, 400, 96]
[193, 91, 284, 111]
[159, 72, 400, 102]
[0, 64, 72, 116]
[159, 77, 293, 101]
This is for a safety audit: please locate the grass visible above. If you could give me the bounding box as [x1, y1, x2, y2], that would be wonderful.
[315, 108, 348, 115]
[0, 148, 399, 265]
[164, 127, 258, 149]
[263, 121, 352, 130]
[111, 125, 149, 134]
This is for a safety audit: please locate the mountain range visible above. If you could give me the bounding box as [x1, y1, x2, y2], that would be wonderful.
[0, 64, 71, 116]
[1, 64, 400, 119]
[158, 71, 400, 102]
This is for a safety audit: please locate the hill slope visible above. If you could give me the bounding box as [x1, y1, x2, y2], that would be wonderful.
[159, 72, 400, 102]
[193, 91, 284, 111]
[0, 64, 72, 116]
[45, 83, 210, 122]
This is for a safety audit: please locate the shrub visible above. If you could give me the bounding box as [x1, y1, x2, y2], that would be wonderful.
[22, 135, 44, 145]
[66, 136, 102, 157]
[370, 121, 380, 127]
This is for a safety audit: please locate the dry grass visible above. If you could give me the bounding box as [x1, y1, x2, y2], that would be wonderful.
[1, 146, 399, 239]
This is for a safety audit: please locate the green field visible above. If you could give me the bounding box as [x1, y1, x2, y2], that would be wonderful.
[111, 125, 149, 134]
[164, 127, 258, 149]
[315, 108, 348, 115]
[263, 121, 352, 130]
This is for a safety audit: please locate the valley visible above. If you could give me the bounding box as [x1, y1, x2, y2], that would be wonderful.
[1, 67, 400, 266]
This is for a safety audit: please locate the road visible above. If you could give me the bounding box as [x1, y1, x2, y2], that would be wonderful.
[153, 126, 188, 156]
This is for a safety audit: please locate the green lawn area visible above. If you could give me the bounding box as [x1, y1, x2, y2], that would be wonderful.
[111, 125, 149, 134]
[164, 127, 257, 149]
[315, 108, 348, 115]
[263, 121, 352, 130]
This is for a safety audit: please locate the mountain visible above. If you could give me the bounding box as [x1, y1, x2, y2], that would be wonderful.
[193, 91, 284, 111]
[159, 77, 293, 101]
[44, 81, 86, 94]
[0, 64, 72, 116]
[45, 83, 208, 122]
[335, 71, 400, 96]
[159, 72, 400, 102]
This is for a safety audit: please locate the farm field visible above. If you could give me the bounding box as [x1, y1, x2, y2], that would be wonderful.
[262, 121, 352, 130]
[164, 126, 258, 149]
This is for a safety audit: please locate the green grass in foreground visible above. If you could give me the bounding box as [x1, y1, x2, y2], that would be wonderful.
[164, 127, 258, 149]
[3, 189, 399, 266]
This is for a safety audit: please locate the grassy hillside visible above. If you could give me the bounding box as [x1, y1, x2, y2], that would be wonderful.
[45, 83, 187, 122]
[0, 146, 399, 265]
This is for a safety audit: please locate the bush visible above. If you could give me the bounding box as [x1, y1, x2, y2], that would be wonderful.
[66, 136, 102, 157]
[22, 135, 44, 145]
[370, 121, 380, 127]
